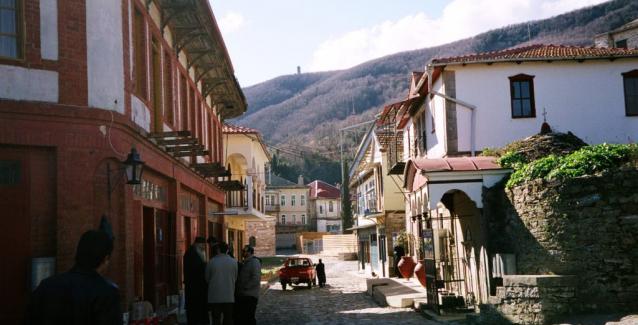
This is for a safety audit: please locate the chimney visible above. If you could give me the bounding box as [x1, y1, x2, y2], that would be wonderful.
[298, 175, 304, 185]
[336, 183, 341, 189]
[297, 66, 301, 74]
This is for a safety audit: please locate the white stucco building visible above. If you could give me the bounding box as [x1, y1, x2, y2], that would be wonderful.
[307, 180, 342, 233]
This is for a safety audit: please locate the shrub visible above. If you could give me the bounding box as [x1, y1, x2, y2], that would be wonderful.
[498, 151, 527, 169]
[505, 144, 638, 188]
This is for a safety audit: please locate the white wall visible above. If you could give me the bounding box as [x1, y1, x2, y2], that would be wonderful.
[131, 95, 150, 131]
[87, 0, 125, 113]
[429, 60, 638, 154]
[425, 77, 448, 158]
[40, 0, 58, 60]
[0, 65, 58, 102]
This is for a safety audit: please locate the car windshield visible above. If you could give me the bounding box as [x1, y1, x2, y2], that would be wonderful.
[288, 259, 310, 267]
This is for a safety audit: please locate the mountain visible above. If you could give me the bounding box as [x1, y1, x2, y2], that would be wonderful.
[233, 0, 638, 183]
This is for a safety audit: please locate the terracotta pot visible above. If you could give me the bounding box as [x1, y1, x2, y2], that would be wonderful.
[414, 259, 426, 287]
[397, 256, 416, 279]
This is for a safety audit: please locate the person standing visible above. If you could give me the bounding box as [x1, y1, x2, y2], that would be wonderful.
[26, 230, 121, 325]
[206, 242, 237, 325]
[393, 244, 405, 278]
[316, 259, 326, 288]
[235, 245, 261, 325]
[207, 236, 219, 259]
[183, 237, 208, 325]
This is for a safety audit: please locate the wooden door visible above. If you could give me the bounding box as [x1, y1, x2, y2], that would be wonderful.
[0, 151, 29, 323]
[143, 207, 157, 306]
[184, 217, 192, 253]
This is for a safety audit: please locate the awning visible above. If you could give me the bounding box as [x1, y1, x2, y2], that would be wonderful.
[346, 223, 377, 231]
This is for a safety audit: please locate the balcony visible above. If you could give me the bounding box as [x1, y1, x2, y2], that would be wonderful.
[223, 176, 271, 221]
[265, 204, 280, 213]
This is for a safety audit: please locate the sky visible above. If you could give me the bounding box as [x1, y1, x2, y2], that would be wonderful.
[211, 0, 608, 87]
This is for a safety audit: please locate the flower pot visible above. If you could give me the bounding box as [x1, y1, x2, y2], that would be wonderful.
[397, 256, 416, 279]
[414, 259, 426, 287]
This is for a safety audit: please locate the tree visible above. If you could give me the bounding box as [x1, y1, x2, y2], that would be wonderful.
[341, 161, 353, 233]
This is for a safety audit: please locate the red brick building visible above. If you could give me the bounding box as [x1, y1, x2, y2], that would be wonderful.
[0, 0, 245, 322]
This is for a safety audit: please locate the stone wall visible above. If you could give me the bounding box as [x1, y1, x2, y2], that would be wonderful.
[245, 219, 276, 257]
[479, 275, 577, 325]
[485, 167, 638, 313]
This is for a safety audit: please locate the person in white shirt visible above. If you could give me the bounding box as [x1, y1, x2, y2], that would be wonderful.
[205, 242, 237, 325]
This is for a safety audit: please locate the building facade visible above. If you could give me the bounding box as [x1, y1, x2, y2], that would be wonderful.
[222, 124, 275, 258]
[348, 127, 405, 278]
[595, 18, 638, 49]
[266, 174, 310, 248]
[387, 44, 638, 309]
[307, 180, 342, 233]
[0, 0, 245, 321]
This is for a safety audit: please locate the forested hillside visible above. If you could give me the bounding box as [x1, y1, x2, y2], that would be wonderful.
[234, 0, 638, 184]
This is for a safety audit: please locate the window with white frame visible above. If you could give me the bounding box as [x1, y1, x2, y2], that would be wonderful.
[291, 194, 296, 206]
[0, 0, 21, 59]
[329, 201, 334, 213]
[265, 195, 271, 206]
[301, 214, 306, 224]
[319, 205, 323, 214]
[280, 194, 286, 206]
[292, 215, 296, 224]
[301, 194, 305, 206]
[281, 215, 286, 224]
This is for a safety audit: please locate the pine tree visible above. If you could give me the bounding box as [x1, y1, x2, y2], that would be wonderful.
[341, 161, 354, 233]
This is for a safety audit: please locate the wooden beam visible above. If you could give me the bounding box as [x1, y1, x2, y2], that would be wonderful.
[165, 144, 205, 153]
[156, 138, 199, 146]
[149, 130, 192, 138]
[172, 149, 209, 157]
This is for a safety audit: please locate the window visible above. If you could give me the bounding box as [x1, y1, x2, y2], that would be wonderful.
[0, 0, 21, 58]
[133, 8, 147, 99]
[281, 215, 286, 224]
[509, 74, 536, 118]
[265, 195, 271, 206]
[163, 52, 174, 125]
[291, 194, 296, 206]
[280, 195, 286, 206]
[319, 205, 323, 214]
[301, 214, 306, 224]
[623, 70, 638, 116]
[180, 75, 188, 129]
[301, 194, 305, 206]
[329, 201, 334, 213]
[292, 215, 296, 224]
[616, 39, 628, 49]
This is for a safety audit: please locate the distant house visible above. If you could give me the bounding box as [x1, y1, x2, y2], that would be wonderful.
[348, 126, 405, 278]
[307, 180, 342, 233]
[222, 124, 275, 257]
[380, 44, 638, 308]
[595, 18, 638, 49]
[266, 174, 310, 248]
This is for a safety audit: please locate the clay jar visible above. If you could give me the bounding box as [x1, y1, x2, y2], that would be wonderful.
[414, 259, 426, 287]
[397, 256, 416, 279]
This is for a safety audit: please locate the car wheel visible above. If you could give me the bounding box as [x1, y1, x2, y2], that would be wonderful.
[281, 282, 287, 291]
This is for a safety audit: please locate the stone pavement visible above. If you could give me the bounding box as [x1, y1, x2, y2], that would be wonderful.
[256, 255, 441, 325]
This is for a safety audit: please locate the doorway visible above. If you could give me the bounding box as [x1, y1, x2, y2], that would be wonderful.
[143, 207, 175, 308]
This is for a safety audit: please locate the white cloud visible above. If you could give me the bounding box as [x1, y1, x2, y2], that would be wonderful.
[218, 11, 245, 34]
[308, 0, 608, 71]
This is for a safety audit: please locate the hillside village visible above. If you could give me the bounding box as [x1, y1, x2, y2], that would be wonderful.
[0, 0, 637, 325]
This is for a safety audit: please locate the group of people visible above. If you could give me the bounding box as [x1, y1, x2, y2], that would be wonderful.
[184, 236, 261, 325]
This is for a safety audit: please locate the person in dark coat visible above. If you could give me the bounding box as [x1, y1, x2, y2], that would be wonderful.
[316, 259, 326, 287]
[26, 230, 121, 325]
[393, 244, 405, 278]
[184, 236, 209, 325]
[207, 236, 219, 259]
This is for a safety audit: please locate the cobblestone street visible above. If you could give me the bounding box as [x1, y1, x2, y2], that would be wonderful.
[256, 256, 439, 325]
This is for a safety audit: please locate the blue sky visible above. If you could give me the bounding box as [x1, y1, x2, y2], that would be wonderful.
[211, 0, 607, 87]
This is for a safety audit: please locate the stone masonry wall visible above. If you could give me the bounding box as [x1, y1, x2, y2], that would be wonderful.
[479, 275, 577, 325]
[246, 219, 276, 257]
[487, 167, 638, 313]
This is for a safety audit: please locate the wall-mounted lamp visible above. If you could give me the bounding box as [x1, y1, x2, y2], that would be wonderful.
[123, 147, 145, 185]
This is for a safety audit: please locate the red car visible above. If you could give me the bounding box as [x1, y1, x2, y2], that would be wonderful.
[278, 257, 316, 290]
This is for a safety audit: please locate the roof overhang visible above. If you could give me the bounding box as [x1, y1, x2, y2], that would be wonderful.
[158, 0, 247, 119]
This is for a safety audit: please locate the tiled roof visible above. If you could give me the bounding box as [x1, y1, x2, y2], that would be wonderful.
[308, 180, 340, 199]
[266, 174, 306, 188]
[413, 156, 502, 173]
[222, 123, 260, 134]
[431, 44, 638, 66]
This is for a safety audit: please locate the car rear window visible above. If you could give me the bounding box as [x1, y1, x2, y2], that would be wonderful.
[288, 259, 310, 267]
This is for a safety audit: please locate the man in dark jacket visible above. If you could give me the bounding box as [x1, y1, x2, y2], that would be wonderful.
[27, 230, 121, 325]
[316, 259, 326, 287]
[184, 236, 209, 325]
[235, 245, 261, 325]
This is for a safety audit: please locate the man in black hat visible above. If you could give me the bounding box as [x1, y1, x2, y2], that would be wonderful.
[27, 230, 121, 324]
[184, 236, 209, 325]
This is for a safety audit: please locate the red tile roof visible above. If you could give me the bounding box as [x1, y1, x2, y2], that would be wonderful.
[222, 124, 260, 134]
[413, 156, 501, 173]
[431, 44, 638, 66]
[308, 180, 340, 199]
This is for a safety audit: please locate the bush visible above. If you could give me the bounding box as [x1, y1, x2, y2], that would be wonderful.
[498, 151, 528, 169]
[505, 144, 637, 188]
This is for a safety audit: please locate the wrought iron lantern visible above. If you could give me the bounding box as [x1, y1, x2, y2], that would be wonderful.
[123, 147, 144, 185]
